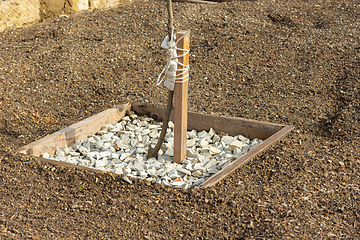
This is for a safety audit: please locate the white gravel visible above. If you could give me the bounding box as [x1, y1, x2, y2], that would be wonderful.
[43, 114, 262, 188]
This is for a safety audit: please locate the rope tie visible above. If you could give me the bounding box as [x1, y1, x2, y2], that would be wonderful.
[157, 29, 190, 91]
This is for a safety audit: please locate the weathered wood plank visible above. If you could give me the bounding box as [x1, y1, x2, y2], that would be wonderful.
[200, 125, 294, 187]
[131, 103, 286, 140]
[17, 103, 293, 188]
[17, 103, 131, 157]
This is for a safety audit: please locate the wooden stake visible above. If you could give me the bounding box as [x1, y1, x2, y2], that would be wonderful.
[174, 30, 190, 164]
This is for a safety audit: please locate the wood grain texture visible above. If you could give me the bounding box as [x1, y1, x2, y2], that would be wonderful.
[17, 103, 292, 188]
[131, 103, 286, 140]
[17, 103, 131, 157]
[174, 30, 190, 164]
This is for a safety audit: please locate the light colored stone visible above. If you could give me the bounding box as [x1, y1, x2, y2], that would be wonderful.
[187, 130, 197, 139]
[148, 160, 161, 169]
[148, 124, 160, 129]
[102, 142, 112, 150]
[138, 170, 148, 178]
[49, 114, 257, 189]
[120, 152, 131, 161]
[156, 168, 167, 177]
[61, 145, 70, 155]
[229, 140, 247, 151]
[114, 167, 124, 175]
[78, 160, 90, 167]
[102, 133, 114, 142]
[250, 140, 260, 149]
[213, 134, 220, 143]
[209, 146, 221, 155]
[142, 135, 150, 145]
[221, 136, 234, 142]
[171, 177, 184, 186]
[193, 163, 206, 172]
[123, 168, 131, 174]
[0, 0, 40, 32]
[122, 176, 132, 184]
[142, 129, 151, 135]
[185, 162, 193, 171]
[118, 135, 130, 145]
[237, 135, 250, 144]
[191, 170, 202, 177]
[198, 130, 210, 139]
[165, 149, 174, 157]
[136, 121, 147, 127]
[149, 131, 159, 138]
[177, 167, 191, 176]
[218, 159, 230, 169]
[69, 151, 80, 157]
[68, 0, 88, 11]
[95, 160, 107, 168]
[240, 145, 251, 155]
[186, 149, 194, 158]
[209, 128, 216, 137]
[204, 158, 217, 169]
[146, 167, 157, 177]
[99, 151, 111, 158]
[168, 170, 180, 179]
[193, 178, 205, 186]
[200, 148, 211, 158]
[166, 136, 174, 144]
[111, 153, 120, 159]
[208, 166, 219, 174]
[129, 139, 137, 147]
[136, 148, 146, 154]
[199, 139, 208, 147]
[133, 162, 144, 171]
[233, 147, 243, 159]
[77, 146, 89, 155]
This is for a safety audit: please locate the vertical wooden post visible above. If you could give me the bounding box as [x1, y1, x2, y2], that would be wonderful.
[174, 30, 190, 164]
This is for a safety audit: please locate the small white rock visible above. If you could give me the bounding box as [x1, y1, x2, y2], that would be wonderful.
[229, 140, 247, 151]
[165, 149, 174, 157]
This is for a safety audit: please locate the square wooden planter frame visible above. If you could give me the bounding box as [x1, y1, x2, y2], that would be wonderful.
[17, 103, 293, 187]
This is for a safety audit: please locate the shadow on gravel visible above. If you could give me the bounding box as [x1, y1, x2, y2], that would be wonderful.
[266, 13, 297, 28]
[314, 70, 358, 141]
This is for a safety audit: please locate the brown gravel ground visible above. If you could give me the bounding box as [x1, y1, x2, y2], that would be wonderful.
[0, 0, 359, 239]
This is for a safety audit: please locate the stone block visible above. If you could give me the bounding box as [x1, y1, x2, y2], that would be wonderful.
[68, 0, 88, 12]
[0, 0, 40, 32]
[41, 0, 65, 18]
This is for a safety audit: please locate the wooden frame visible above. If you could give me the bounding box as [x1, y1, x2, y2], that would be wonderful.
[17, 103, 293, 187]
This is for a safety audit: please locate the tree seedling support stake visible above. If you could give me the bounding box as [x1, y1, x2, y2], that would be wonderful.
[174, 30, 190, 164]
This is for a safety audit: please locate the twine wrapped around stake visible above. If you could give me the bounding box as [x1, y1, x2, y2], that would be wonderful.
[157, 29, 191, 91]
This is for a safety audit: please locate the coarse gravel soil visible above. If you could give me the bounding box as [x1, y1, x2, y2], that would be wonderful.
[0, 0, 359, 239]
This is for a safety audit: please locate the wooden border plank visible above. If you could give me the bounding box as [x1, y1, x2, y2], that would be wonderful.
[16, 103, 293, 188]
[200, 125, 294, 187]
[17, 103, 131, 157]
[131, 103, 286, 140]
